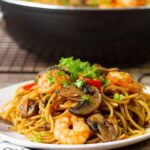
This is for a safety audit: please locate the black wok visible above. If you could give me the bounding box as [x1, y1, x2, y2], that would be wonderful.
[0, 0, 150, 66]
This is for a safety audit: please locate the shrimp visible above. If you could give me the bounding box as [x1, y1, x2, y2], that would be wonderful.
[106, 71, 140, 93]
[38, 73, 52, 94]
[116, 0, 147, 7]
[54, 114, 91, 144]
[38, 69, 69, 94]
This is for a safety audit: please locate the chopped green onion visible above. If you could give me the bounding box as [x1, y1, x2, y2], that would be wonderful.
[61, 80, 68, 86]
[70, 73, 78, 81]
[99, 76, 106, 84]
[81, 95, 91, 104]
[47, 75, 55, 84]
[32, 132, 41, 143]
[83, 70, 97, 79]
[82, 95, 89, 100]
[34, 78, 38, 83]
[114, 93, 124, 101]
[105, 79, 110, 86]
[60, 0, 68, 5]
[120, 95, 124, 100]
[54, 70, 66, 77]
[73, 79, 85, 88]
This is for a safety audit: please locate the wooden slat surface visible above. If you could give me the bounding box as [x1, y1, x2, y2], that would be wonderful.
[0, 28, 48, 74]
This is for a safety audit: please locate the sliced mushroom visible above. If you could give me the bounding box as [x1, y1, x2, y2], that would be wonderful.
[95, 64, 119, 74]
[69, 86, 101, 115]
[87, 113, 117, 142]
[20, 99, 39, 118]
[58, 85, 85, 101]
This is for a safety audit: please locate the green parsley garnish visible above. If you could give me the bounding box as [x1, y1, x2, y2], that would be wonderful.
[47, 75, 55, 84]
[73, 79, 85, 88]
[59, 57, 98, 81]
[82, 95, 89, 101]
[105, 79, 110, 86]
[99, 76, 106, 85]
[61, 80, 68, 86]
[70, 73, 78, 81]
[83, 70, 97, 79]
[54, 70, 66, 77]
[81, 95, 91, 104]
[34, 78, 38, 83]
[60, 0, 68, 5]
[114, 93, 124, 101]
[32, 132, 41, 143]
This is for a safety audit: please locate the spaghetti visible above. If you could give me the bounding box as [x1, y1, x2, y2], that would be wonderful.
[0, 57, 150, 144]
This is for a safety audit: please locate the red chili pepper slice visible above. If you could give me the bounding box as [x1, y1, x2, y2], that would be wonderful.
[22, 82, 37, 90]
[85, 78, 101, 89]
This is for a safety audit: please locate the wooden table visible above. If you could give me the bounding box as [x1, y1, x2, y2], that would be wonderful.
[0, 23, 150, 150]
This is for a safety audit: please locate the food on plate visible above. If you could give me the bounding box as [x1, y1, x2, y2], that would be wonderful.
[0, 57, 150, 144]
[25, 0, 149, 8]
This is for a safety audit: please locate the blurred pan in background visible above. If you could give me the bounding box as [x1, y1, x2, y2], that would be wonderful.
[0, 0, 150, 67]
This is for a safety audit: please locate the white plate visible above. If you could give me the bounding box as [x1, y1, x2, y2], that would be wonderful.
[0, 81, 150, 150]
